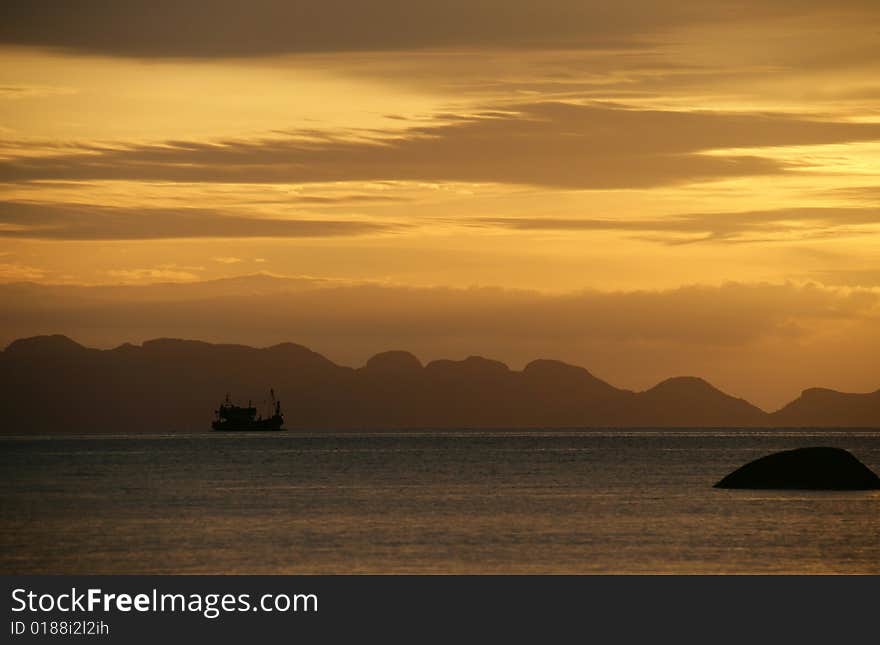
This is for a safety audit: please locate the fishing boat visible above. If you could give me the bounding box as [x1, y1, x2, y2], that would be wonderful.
[212, 389, 285, 431]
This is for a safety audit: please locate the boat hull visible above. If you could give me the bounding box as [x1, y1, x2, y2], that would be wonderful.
[211, 416, 285, 432]
[212, 426, 286, 432]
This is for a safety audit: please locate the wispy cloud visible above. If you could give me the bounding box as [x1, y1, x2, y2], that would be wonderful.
[106, 265, 203, 283]
[0, 261, 45, 281]
[0, 200, 401, 240]
[477, 207, 880, 244]
[3, 103, 879, 190]
[0, 85, 77, 99]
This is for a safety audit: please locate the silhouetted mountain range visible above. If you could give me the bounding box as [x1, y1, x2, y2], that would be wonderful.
[1, 335, 877, 432]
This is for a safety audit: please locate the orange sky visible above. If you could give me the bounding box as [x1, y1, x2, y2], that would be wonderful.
[1, 1, 879, 408]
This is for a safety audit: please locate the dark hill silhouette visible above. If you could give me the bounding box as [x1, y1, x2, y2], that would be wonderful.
[631, 376, 767, 427]
[6, 333, 95, 357]
[364, 350, 423, 374]
[770, 387, 880, 427]
[1, 335, 878, 433]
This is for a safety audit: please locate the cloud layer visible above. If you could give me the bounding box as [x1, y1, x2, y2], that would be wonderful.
[0, 200, 395, 240]
[4, 103, 880, 190]
[479, 207, 880, 244]
[4, 1, 877, 57]
[0, 2, 798, 57]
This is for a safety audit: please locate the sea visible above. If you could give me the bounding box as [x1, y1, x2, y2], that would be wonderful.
[1, 431, 878, 574]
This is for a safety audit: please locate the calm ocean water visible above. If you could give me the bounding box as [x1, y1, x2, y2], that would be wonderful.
[1, 431, 878, 574]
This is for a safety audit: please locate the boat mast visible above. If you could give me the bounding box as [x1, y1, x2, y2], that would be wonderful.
[270, 388, 281, 417]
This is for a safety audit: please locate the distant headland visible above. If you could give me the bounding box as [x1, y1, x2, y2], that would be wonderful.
[1, 334, 878, 433]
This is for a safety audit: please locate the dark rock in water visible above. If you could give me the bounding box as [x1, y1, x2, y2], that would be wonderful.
[714, 447, 880, 490]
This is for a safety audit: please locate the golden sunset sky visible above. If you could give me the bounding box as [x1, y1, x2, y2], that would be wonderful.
[1, 1, 879, 408]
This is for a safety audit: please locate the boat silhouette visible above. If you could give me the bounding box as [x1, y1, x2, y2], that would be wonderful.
[212, 389, 285, 431]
